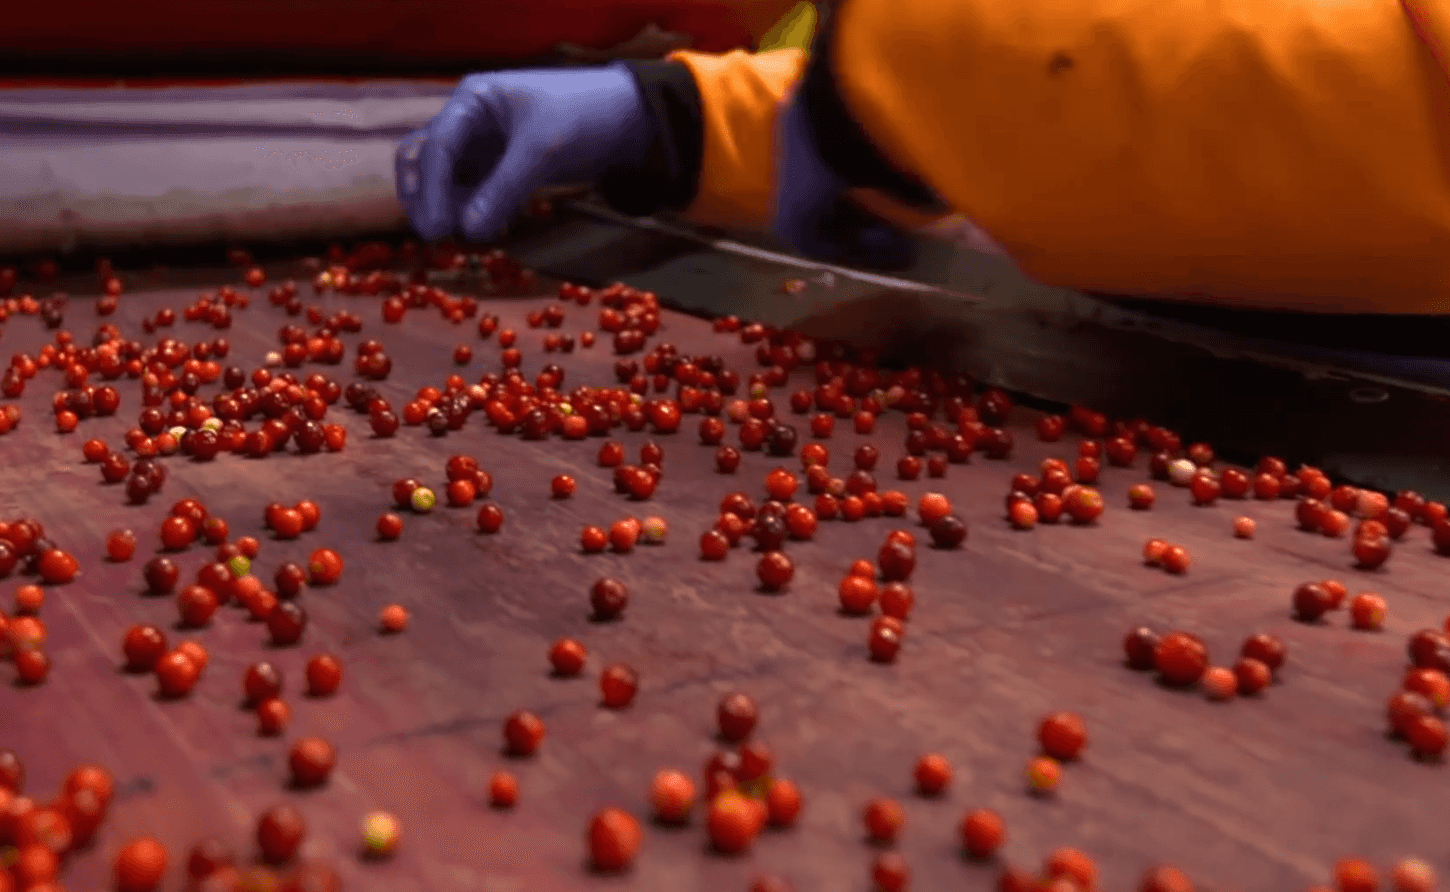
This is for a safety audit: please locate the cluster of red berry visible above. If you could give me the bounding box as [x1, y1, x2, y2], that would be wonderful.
[3, 241, 1448, 892]
[1124, 626, 1284, 701]
[0, 518, 79, 685]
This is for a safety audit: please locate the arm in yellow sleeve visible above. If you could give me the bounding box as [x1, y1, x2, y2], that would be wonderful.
[807, 0, 1450, 313]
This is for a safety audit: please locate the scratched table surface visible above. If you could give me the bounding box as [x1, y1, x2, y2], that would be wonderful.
[2, 258, 1448, 892]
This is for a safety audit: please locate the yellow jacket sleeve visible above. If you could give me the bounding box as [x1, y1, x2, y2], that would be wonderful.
[825, 0, 1450, 313]
[666, 47, 805, 230]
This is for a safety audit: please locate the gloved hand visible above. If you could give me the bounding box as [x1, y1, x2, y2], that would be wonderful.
[395, 64, 656, 243]
[768, 91, 916, 271]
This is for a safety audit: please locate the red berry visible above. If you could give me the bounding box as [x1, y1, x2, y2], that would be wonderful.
[1389, 691, 1435, 736]
[609, 518, 638, 552]
[379, 604, 409, 633]
[917, 493, 951, 524]
[699, 529, 730, 560]
[1036, 415, 1066, 441]
[1233, 657, 1271, 695]
[35, 549, 78, 584]
[587, 808, 641, 872]
[648, 768, 695, 824]
[376, 513, 403, 540]
[1037, 712, 1087, 761]
[549, 637, 587, 676]
[871, 852, 910, 892]
[159, 516, 196, 551]
[590, 577, 628, 620]
[1353, 534, 1392, 569]
[1390, 860, 1437, 892]
[1201, 666, 1237, 700]
[1063, 486, 1104, 523]
[1128, 484, 1155, 510]
[839, 575, 878, 615]
[711, 692, 757, 743]
[295, 500, 321, 531]
[1026, 756, 1062, 793]
[1124, 627, 1161, 670]
[1034, 492, 1063, 523]
[446, 479, 477, 507]
[256, 698, 290, 736]
[1140, 865, 1196, 892]
[256, 804, 306, 864]
[1253, 473, 1281, 500]
[270, 508, 304, 540]
[1188, 472, 1220, 505]
[712, 444, 741, 474]
[868, 616, 904, 662]
[551, 475, 576, 499]
[1350, 592, 1387, 630]
[1403, 668, 1450, 711]
[600, 663, 639, 709]
[305, 654, 343, 696]
[1045, 848, 1098, 887]
[1155, 631, 1208, 686]
[266, 601, 307, 646]
[1160, 544, 1191, 574]
[13, 584, 43, 615]
[242, 661, 283, 706]
[307, 548, 343, 585]
[1008, 500, 1038, 530]
[288, 736, 336, 787]
[766, 777, 803, 827]
[153, 649, 200, 697]
[757, 551, 794, 591]
[503, 710, 546, 756]
[1406, 713, 1449, 757]
[913, 753, 951, 796]
[123, 624, 169, 672]
[106, 529, 137, 562]
[928, 514, 968, 548]
[785, 504, 818, 539]
[765, 467, 798, 500]
[13, 646, 50, 684]
[959, 808, 1004, 859]
[863, 798, 904, 843]
[114, 836, 168, 892]
[877, 540, 915, 581]
[476, 504, 504, 533]
[1220, 468, 1250, 498]
[1293, 582, 1334, 622]
[708, 790, 765, 855]
[1321, 509, 1352, 537]
[880, 582, 915, 620]
[486, 770, 519, 809]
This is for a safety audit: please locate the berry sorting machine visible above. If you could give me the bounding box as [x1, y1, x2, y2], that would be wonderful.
[0, 75, 1445, 498]
[504, 199, 1450, 500]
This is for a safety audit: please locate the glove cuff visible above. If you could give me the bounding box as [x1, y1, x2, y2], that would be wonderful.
[598, 60, 704, 217]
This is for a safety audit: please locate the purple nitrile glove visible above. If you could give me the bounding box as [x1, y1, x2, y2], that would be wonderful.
[395, 63, 656, 243]
[769, 91, 917, 271]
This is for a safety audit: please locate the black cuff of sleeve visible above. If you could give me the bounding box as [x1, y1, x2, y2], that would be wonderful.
[597, 60, 705, 217]
[799, 9, 943, 210]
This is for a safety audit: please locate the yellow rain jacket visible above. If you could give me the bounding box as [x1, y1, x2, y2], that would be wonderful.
[668, 0, 1450, 313]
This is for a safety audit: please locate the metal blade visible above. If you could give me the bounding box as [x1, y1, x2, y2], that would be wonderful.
[561, 198, 985, 301]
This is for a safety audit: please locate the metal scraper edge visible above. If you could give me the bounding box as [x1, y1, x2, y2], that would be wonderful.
[561, 199, 985, 302]
[569, 199, 1450, 398]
